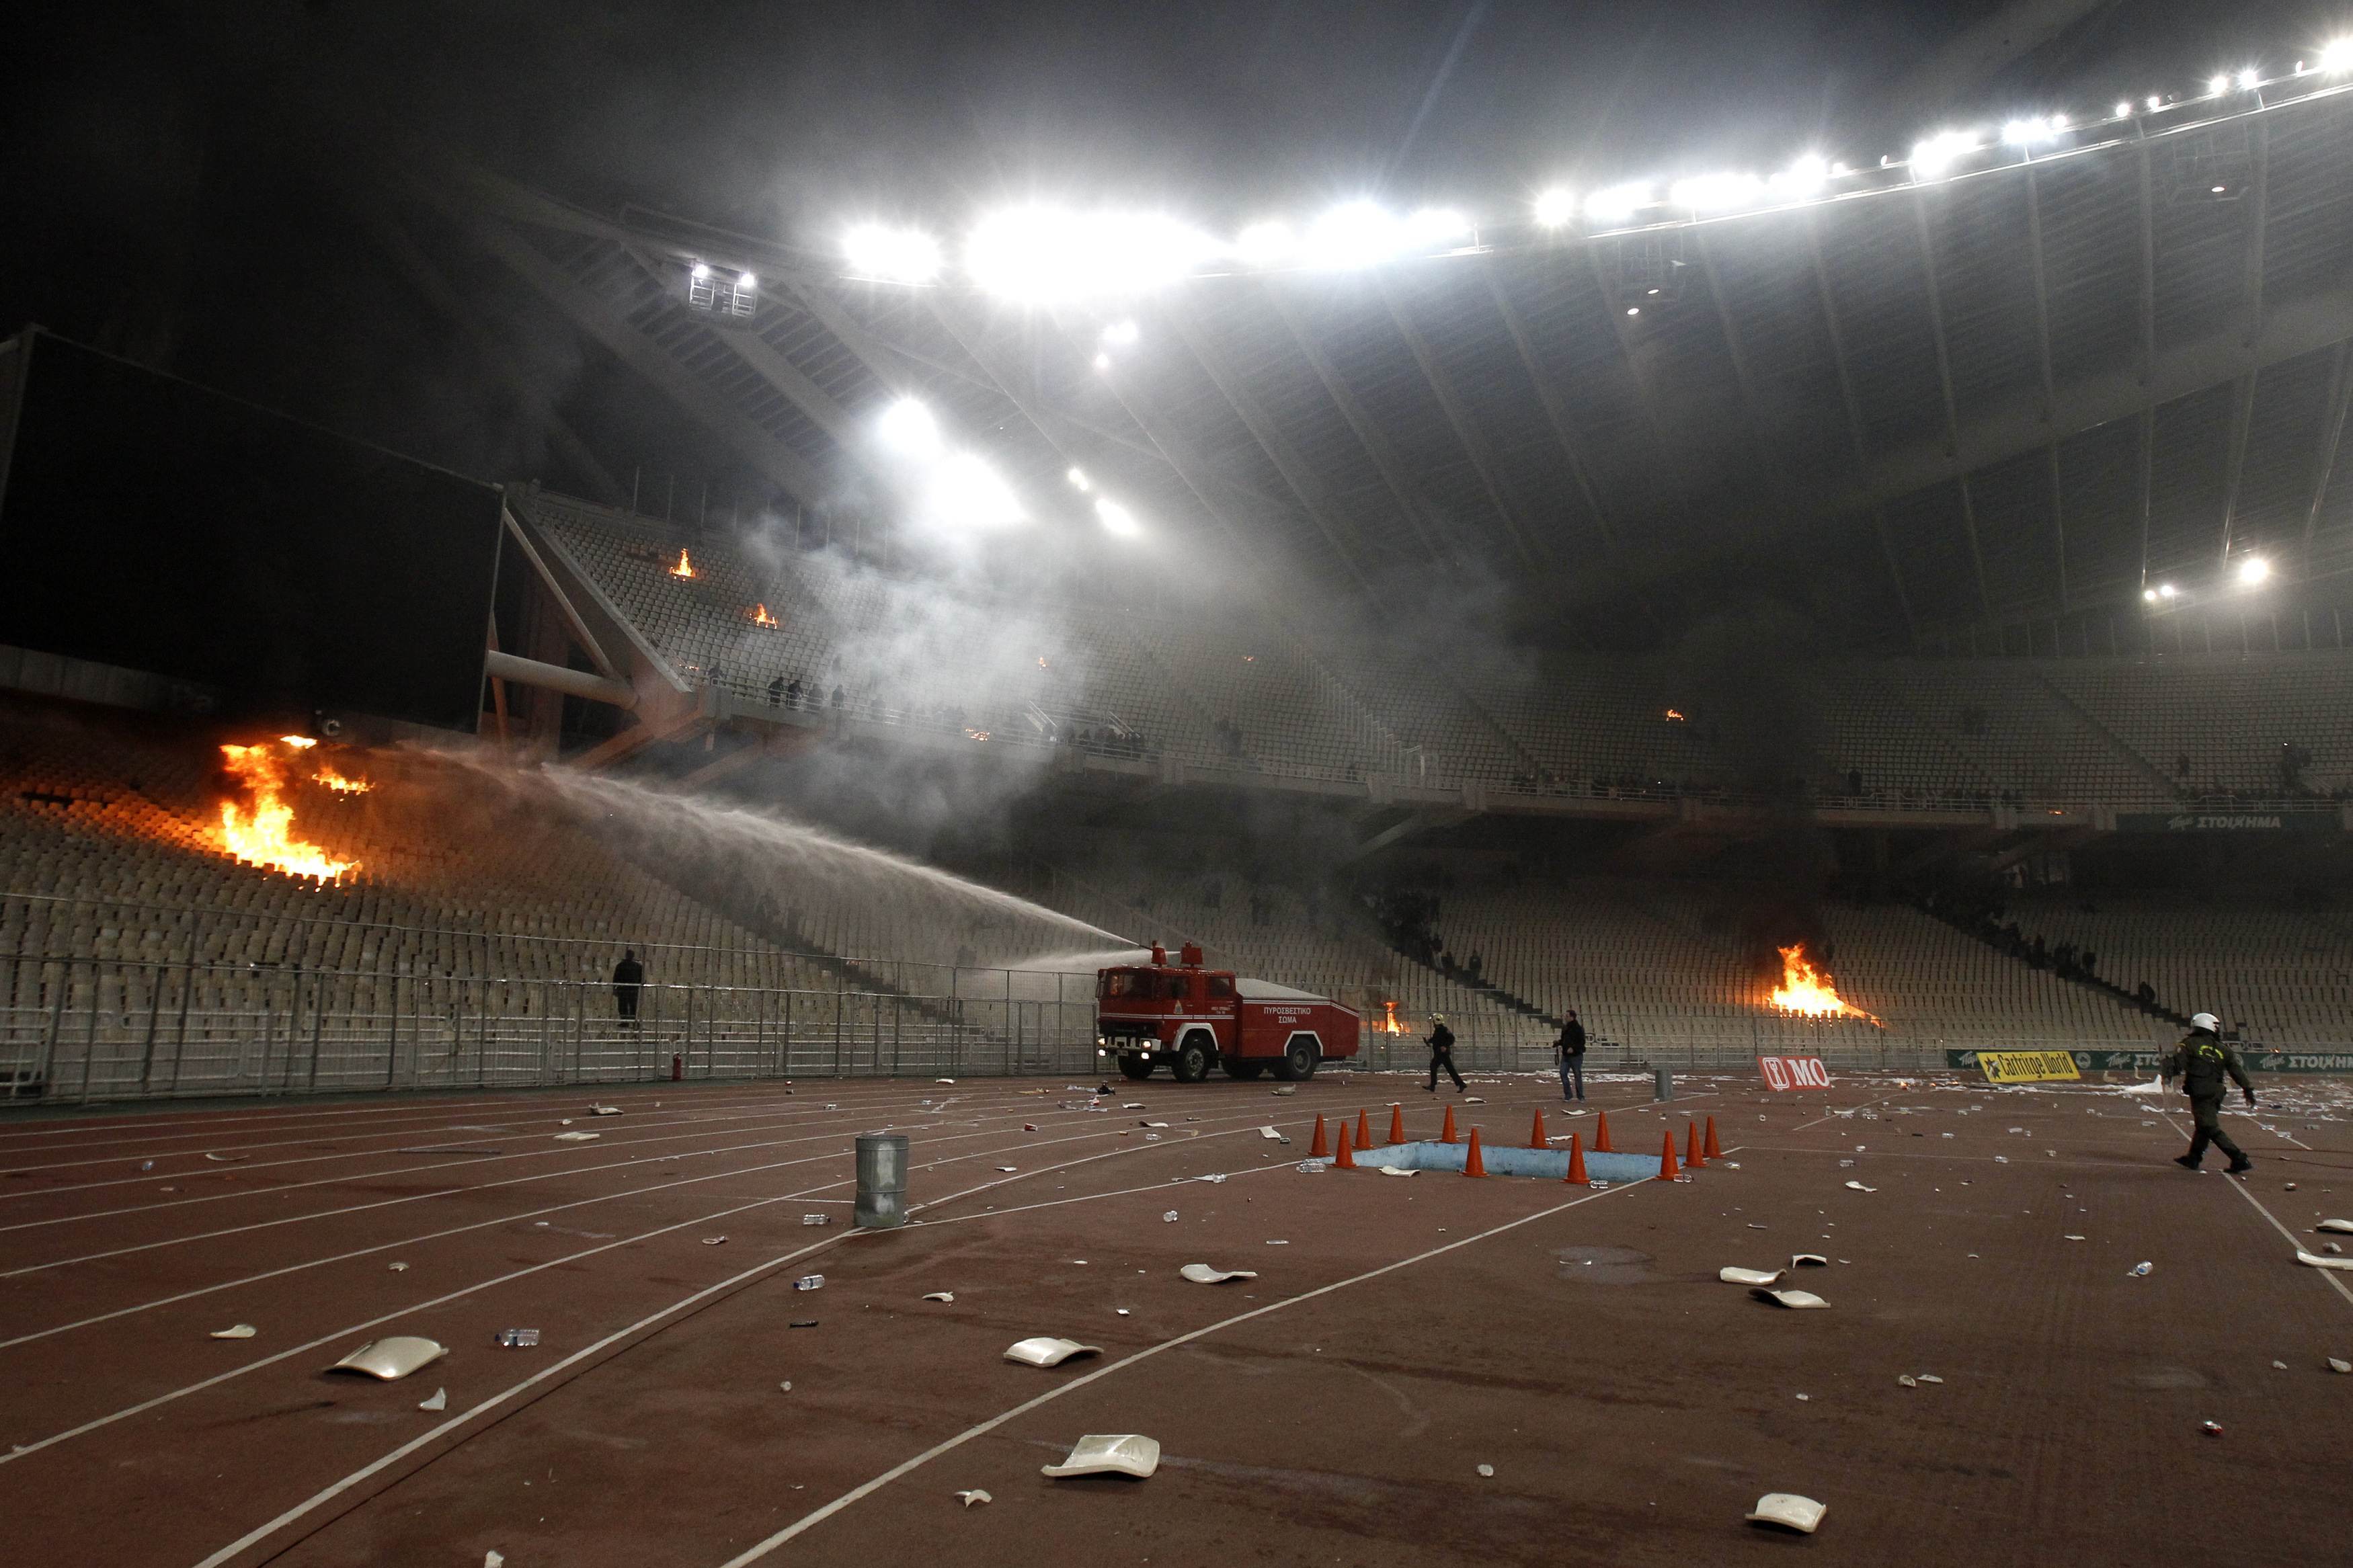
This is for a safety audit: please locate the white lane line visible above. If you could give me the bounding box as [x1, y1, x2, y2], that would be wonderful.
[170, 1116, 1460, 1568]
[710, 1180, 1653, 1566]
[2162, 1112, 2353, 1311]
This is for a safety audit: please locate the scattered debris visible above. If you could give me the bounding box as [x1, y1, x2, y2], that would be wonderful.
[701, 1237, 727, 1246]
[2297, 1251, 2353, 1272]
[389, 1262, 409, 1271]
[553, 1131, 600, 1143]
[1272, 1087, 1296, 1096]
[329, 1336, 448, 1380]
[922, 1292, 955, 1303]
[802, 1214, 831, 1227]
[998, 1166, 1019, 1173]
[2329, 1358, 2351, 1374]
[203, 1153, 248, 1163]
[1193, 1173, 1228, 1184]
[419, 1387, 447, 1411]
[1746, 1493, 1827, 1534]
[485, 1553, 505, 1568]
[494, 1328, 541, 1348]
[955, 1489, 992, 1508]
[589, 1105, 622, 1116]
[779, 1380, 793, 1392]
[1790, 1254, 1828, 1268]
[1259, 1126, 1282, 1140]
[1917, 1374, 1943, 1384]
[1265, 1239, 1289, 1245]
[2274, 1360, 2290, 1370]
[2130, 1262, 2153, 1277]
[1004, 1337, 1103, 1368]
[1378, 1165, 1417, 1178]
[208, 1324, 257, 1339]
[1899, 1374, 1918, 1388]
[936, 1078, 956, 1085]
[2200, 1420, 2224, 1437]
[1750, 1288, 1830, 1309]
[790, 1320, 818, 1329]
[2064, 1235, 2086, 1242]
[1162, 1210, 1179, 1223]
[2318, 1219, 2353, 1234]
[1041, 1434, 1160, 1479]
[794, 1275, 825, 1291]
[1180, 1264, 1259, 1284]
[1720, 1267, 1786, 1286]
[1476, 1463, 1494, 1477]
[1843, 1181, 1876, 1193]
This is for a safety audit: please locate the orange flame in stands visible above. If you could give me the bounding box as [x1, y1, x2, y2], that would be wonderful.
[670, 548, 697, 579]
[215, 740, 356, 882]
[749, 602, 779, 626]
[1382, 999, 1404, 1034]
[1769, 944, 1878, 1023]
[1665, 708, 1685, 721]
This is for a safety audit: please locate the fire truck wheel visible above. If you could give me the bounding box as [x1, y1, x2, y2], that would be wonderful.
[1117, 1055, 1154, 1081]
[1222, 1058, 1265, 1081]
[1170, 1033, 1215, 1083]
[1274, 1036, 1320, 1082]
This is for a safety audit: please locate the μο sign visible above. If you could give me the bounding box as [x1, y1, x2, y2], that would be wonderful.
[1758, 1055, 1832, 1091]
[1973, 1050, 2083, 1083]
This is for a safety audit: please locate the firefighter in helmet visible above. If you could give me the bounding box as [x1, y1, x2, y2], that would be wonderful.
[2162, 1012, 2256, 1174]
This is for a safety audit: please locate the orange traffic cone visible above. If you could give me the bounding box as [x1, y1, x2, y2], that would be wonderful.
[1463, 1126, 1486, 1177]
[1564, 1131, 1589, 1185]
[1356, 1108, 1373, 1149]
[1334, 1120, 1355, 1169]
[1388, 1104, 1406, 1145]
[1309, 1114, 1328, 1159]
[1656, 1129, 1681, 1181]
[1595, 1110, 1615, 1152]
[1685, 1120, 1706, 1169]
[1528, 1108, 1548, 1149]
[1440, 1104, 1459, 1143]
[1704, 1116, 1723, 1159]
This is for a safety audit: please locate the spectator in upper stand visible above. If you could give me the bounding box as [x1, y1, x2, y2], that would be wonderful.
[1847, 768, 1864, 796]
[2137, 980, 2157, 1009]
[766, 675, 785, 707]
[2080, 949, 2098, 978]
[708, 661, 726, 688]
[1467, 951, 1483, 981]
[611, 949, 645, 1026]
[785, 676, 803, 709]
[828, 684, 846, 710]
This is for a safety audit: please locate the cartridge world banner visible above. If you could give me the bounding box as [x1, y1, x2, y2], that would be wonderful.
[2116, 811, 2343, 834]
[1948, 1048, 2353, 1075]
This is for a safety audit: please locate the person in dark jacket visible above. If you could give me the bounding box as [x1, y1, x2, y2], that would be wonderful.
[2162, 1011, 2255, 1173]
[1424, 1013, 1465, 1094]
[612, 949, 645, 1026]
[1556, 1010, 1587, 1102]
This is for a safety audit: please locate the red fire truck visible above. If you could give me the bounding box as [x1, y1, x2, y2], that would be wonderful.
[1095, 943, 1362, 1083]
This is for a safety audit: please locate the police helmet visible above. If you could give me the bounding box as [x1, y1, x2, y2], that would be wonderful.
[1429, 1012, 1446, 1024]
[2189, 1011, 2221, 1034]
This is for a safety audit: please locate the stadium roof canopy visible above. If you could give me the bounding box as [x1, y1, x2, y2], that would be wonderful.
[430, 73, 2353, 654]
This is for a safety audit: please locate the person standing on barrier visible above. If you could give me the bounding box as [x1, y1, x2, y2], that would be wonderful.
[612, 948, 645, 1027]
[1424, 1013, 1466, 1094]
[1556, 1009, 1587, 1102]
[2163, 1011, 2255, 1174]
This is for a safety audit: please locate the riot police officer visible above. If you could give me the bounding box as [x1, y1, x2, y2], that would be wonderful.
[1424, 1013, 1466, 1094]
[2162, 1012, 2256, 1174]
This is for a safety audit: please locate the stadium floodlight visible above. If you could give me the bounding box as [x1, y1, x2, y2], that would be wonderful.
[1909, 131, 1979, 179]
[1624, 305, 1640, 317]
[844, 224, 943, 284]
[1234, 219, 1295, 267]
[2159, 582, 2180, 598]
[1584, 182, 1652, 223]
[2324, 38, 2353, 73]
[876, 397, 944, 462]
[1095, 497, 1143, 537]
[966, 206, 1217, 302]
[690, 261, 711, 280]
[1066, 467, 1092, 491]
[1769, 155, 1829, 197]
[1300, 200, 1409, 268]
[1669, 171, 1765, 211]
[2143, 587, 2159, 602]
[918, 452, 1025, 531]
[2116, 101, 2134, 118]
[1100, 319, 1141, 348]
[2237, 68, 2260, 90]
[1406, 206, 1471, 245]
[2147, 95, 2164, 111]
[2002, 117, 2056, 146]
[2238, 555, 2271, 586]
[1532, 186, 1578, 227]
[2207, 74, 2230, 95]
[737, 272, 756, 289]
[1092, 352, 1112, 371]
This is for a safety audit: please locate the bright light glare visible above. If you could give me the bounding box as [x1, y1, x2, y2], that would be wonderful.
[2003, 116, 2061, 145]
[2147, 95, 2163, 110]
[1532, 186, 1578, 227]
[2116, 101, 2134, 118]
[875, 397, 943, 462]
[1406, 206, 1470, 244]
[690, 261, 711, 281]
[2143, 587, 2159, 602]
[1302, 201, 1404, 268]
[1101, 319, 1140, 347]
[843, 224, 942, 284]
[737, 272, 756, 288]
[1095, 497, 1143, 537]
[1771, 155, 1829, 197]
[917, 452, 1025, 532]
[1234, 220, 1295, 267]
[2208, 74, 2230, 94]
[2238, 555, 2271, 585]
[2159, 582, 2180, 598]
[1670, 171, 1765, 211]
[1910, 132, 1979, 179]
[1092, 352, 1111, 371]
[1066, 466, 1092, 491]
[2237, 68, 2260, 90]
[1585, 183, 1652, 223]
[2324, 38, 2353, 72]
[965, 206, 1217, 302]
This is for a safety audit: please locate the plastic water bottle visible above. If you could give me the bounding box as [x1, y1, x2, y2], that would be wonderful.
[2130, 1261, 2153, 1276]
[793, 1274, 824, 1291]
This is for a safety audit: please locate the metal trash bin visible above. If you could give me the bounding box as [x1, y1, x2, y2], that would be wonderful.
[1652, 1067, 1674, 1102]
[854, 1132, 909, 1230]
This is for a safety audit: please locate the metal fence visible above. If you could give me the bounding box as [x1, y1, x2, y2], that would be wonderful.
[0, 955, 1111, 1104]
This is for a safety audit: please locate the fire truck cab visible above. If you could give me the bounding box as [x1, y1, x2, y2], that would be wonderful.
[1095, 942, 1361, 1083]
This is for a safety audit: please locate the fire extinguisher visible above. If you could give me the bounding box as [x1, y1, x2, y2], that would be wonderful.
[671, 1054, 683, 1081]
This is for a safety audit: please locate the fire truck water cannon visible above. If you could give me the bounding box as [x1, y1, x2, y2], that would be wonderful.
[1096, 946, 1361, 1084]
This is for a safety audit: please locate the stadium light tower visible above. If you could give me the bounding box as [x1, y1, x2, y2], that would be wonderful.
[2237, 555, 2271, 587]
[1532, 187, 1577, 227]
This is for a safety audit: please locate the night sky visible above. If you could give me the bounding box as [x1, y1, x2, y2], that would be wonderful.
[3, 0, 2328, 500]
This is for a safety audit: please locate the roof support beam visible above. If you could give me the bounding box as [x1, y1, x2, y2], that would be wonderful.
[1580, 243, 1704, 530]
[2137, 142, 2159, 386]
[2243, 121, 2272, 348]
[2023, 167, 2059, 422]
[1480, 265, 1616, 549]
[1911, 191, 1965, 456]
[1805, 214, 1873, 466]
[1093, 364, 1292, 587]
[442, 204, 826, 505]
[2217, 370, 2259, 566]
[1375, 275, 1544, 568]
[1262, 284, 1449, 567]
[2135, 405, 2156, 591]
[2305, 339, 2353, 560]
[1957, 477, 1995, 621]
[2046, 444, 2069, 605]
[1871, 509, 1919, 643]
[1159, 303, 1379, 595]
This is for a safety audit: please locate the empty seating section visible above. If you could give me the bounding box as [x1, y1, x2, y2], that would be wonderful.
[2008, 897, 2353, 1044]
[535, 498, 2353, 807]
